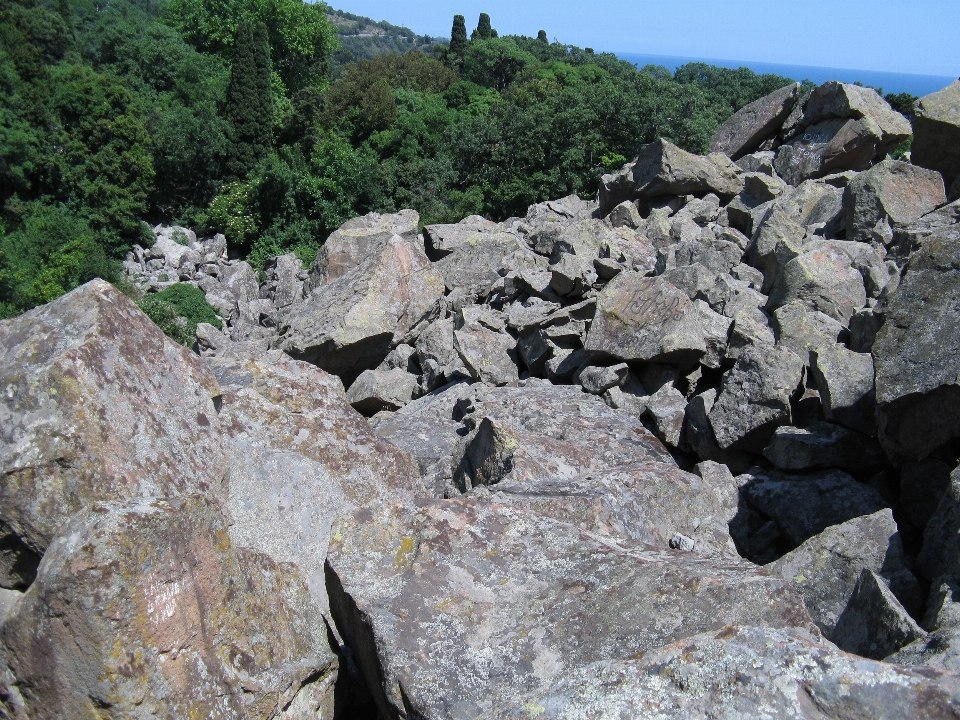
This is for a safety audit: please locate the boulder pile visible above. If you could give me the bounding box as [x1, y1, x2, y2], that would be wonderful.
[5, 79, 960, 718]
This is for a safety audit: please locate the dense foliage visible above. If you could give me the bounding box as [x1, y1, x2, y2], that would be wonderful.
[0, 0, 820, 320]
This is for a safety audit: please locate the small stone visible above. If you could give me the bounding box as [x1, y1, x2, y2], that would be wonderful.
[669, 533, 696, 552]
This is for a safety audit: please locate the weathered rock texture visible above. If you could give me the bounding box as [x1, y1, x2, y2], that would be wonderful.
[326, 499, 814, 719]
[0, 280, 226, 588]
[0, 496, 336, 719]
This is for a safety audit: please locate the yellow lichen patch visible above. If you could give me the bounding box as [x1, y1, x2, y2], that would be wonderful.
[393, 536, 416, 570]
[522, 703, 547, 716]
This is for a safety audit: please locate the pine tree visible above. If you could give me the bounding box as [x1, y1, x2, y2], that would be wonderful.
[225, 21, 273, 180]
[449, 15, 467, 56]
[537, 30, 548, 43]
[471, 13, 493, 41]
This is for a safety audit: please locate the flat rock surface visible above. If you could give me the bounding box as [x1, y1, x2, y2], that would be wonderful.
[326, 498, 814, 720]
[210, 356, 425, 614]
[494, 625, 960, 720]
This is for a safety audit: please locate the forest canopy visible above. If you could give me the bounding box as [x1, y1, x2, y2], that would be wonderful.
[1, 1, 903, 319]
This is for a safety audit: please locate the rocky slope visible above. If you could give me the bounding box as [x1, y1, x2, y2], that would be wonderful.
[4, 79, 960, 718]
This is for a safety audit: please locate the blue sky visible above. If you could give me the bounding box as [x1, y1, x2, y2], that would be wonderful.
[328, 0, 960, 77]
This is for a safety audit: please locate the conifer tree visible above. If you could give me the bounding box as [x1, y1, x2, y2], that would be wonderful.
[449, 15, 467, 56]
[471, 13, 494, 40]
[225, 21, 273, 180]
[537, 30, 548, 43]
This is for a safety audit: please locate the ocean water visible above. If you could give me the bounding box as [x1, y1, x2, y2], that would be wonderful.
[615, 52, 957, 98]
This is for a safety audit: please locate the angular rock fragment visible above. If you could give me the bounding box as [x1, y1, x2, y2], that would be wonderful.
[767, 509, 921, 634]
[454, 325, 519, 387]
[710, 82, 803, 159]
[326, 499, 814, 719]
[923, 576, 960, 632]
[709, 343, 804, 452]
[369, 381, 476, 493]
[798, 82, 912, 151]
[831, 569, 926, 660]
[453, 385, 673, 490]
[607, 139, 743, 206]
[1, 497, 337, 719]
[0, 280, 226, 586]
[845, 159, 946, 244]
[346, 367, 418, 414]
[873, 225, 960, 461]
[210, 356, 425, 611]
[775, 118, 882, 185]
[308, 209, 419, 289]
[773, 301, 848, 359]
[585, 273, 728, 368]
[911, 80, 960, 192]
[575, 363, 629, 395]
[278, 233, 445, 384]
[810, 343, 876, 435]
[434, 229, 535, 298]
[767, 242, 867, 324]
[645, 384, 687, 448]
[487, 461, 737, 556]
[422, 214, 500, 258]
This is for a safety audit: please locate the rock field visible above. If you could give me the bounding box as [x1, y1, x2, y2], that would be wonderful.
[5, 79, 960, 718]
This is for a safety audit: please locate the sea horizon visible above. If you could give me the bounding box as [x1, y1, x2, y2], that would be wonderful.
[615, 51, 957, 97]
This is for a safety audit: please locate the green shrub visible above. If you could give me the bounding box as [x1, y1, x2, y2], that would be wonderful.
[137, 282, 221, 346]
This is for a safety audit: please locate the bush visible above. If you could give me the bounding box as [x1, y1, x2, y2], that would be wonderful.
[137, 282, 221, 346]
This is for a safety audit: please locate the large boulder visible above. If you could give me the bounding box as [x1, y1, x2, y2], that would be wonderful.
[844, 159, 947, 245]
[831, 569, 927, 660]
[494, 625, 960, 720]
[766, 242, 867, 324]
[911, 80, 960, 193]
[0, 496, 336, 719]
[277, 233, 445, 385]
[810, 344, 876, 435]
[209, 356, 425, 614]
[453, 384, 674, 490]
[797, 82, 912, 154]
[326, 498, 814, 720]
[775, 118, 884, 186]
[632, 140, 743, 200]
[767, 509, 921, 635]
[873, 225, 960, 462]
[773, 83, 911, 186]
[710, 83, 803, 160]
[306, 209, 419, 289]
[600, 140, 743, 213]
[0, 280, 226, 589]
[584, 273, 730, 368]
[708, 343, 805, 452]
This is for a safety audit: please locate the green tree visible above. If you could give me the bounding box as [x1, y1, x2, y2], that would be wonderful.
[461, 38, 537, 91]
[471, 13, 494, 40]
[885, 92, 918, 119]
[537, 30, 547, 43]
[225, 20, 273, 179]
[449, 15, 467, 57]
